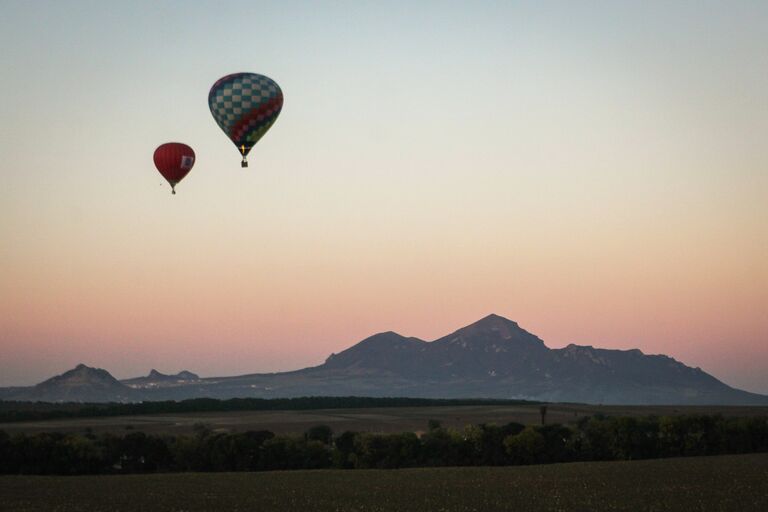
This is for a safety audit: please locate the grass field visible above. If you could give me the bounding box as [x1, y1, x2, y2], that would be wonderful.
[1, 453, 766, 511]
[2, 403, 767, 436]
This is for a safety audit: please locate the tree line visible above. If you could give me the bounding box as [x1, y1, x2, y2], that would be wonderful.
[0, 397, 534, 423]
[1, 414, 767, 474]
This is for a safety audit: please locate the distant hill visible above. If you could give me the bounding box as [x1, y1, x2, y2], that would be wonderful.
[4, 314, 767, 405]
[18, 364, 138, 403]
[122, 369, 200, 389]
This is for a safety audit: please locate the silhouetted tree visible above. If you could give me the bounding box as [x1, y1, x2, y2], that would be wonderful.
[306, 425, 333, 445]
[504, 427, 546, 464]
[333, 431, 358, 468]
[427, 419, 442, 431]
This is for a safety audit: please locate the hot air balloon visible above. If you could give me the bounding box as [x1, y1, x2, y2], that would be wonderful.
[153, 142, 196, 194]
[208, 72, 283, 167]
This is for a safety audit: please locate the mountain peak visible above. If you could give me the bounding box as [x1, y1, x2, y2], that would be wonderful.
[27, 364, 134, 402]
[435, 314, 544, 349]
[42, 364, 119, 384]
[368, 330, 400, 339]
[351, 331, 424, 348]
[120, 369, 200, 389]
[468, 313, 519, 329]
[482, 313, 514, 322]
[322, 331, 427, 371]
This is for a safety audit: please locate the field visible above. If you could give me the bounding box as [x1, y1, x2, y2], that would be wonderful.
[3, 403, 768, 436]
[1, 453, 766, 511]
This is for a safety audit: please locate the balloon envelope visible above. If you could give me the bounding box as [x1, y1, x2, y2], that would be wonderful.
[153, 142, 195, 194]
[208, 72, 283, 166]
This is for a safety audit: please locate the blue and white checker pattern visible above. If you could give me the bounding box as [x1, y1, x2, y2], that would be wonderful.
[208, 73, 282, 144]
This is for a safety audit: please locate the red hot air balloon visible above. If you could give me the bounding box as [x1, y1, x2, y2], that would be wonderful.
[153, 143, 196, 194]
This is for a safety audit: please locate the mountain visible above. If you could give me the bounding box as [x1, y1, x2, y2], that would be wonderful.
[3, 315, 767, 405]
[323, 332, 429, 376]
[122, 369, 200, 388]
[292, 314, 767, 404]
[14, 364, 138, 402]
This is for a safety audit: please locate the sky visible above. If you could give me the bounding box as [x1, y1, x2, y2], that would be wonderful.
[1, 1, 766, 393]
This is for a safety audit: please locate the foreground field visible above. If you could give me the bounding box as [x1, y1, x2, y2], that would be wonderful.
[2, 453, 767, 512]
[3, 403, 768, 436]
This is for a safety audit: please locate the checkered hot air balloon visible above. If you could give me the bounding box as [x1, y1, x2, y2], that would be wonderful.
[153, 142, 195, 195]
[208, 72, 284, 168]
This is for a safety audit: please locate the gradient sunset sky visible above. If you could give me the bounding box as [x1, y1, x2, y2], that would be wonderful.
[1, 1, 766, 393]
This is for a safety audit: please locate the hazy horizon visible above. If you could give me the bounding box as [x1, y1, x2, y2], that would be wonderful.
[4, 312, 767, 396]
[1, 1, 767, 394]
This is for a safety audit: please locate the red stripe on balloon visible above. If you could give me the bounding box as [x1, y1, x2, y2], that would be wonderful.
[229, 94, 284, 143]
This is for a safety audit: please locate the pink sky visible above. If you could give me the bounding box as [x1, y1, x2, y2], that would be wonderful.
[1, 1, 766, 393]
